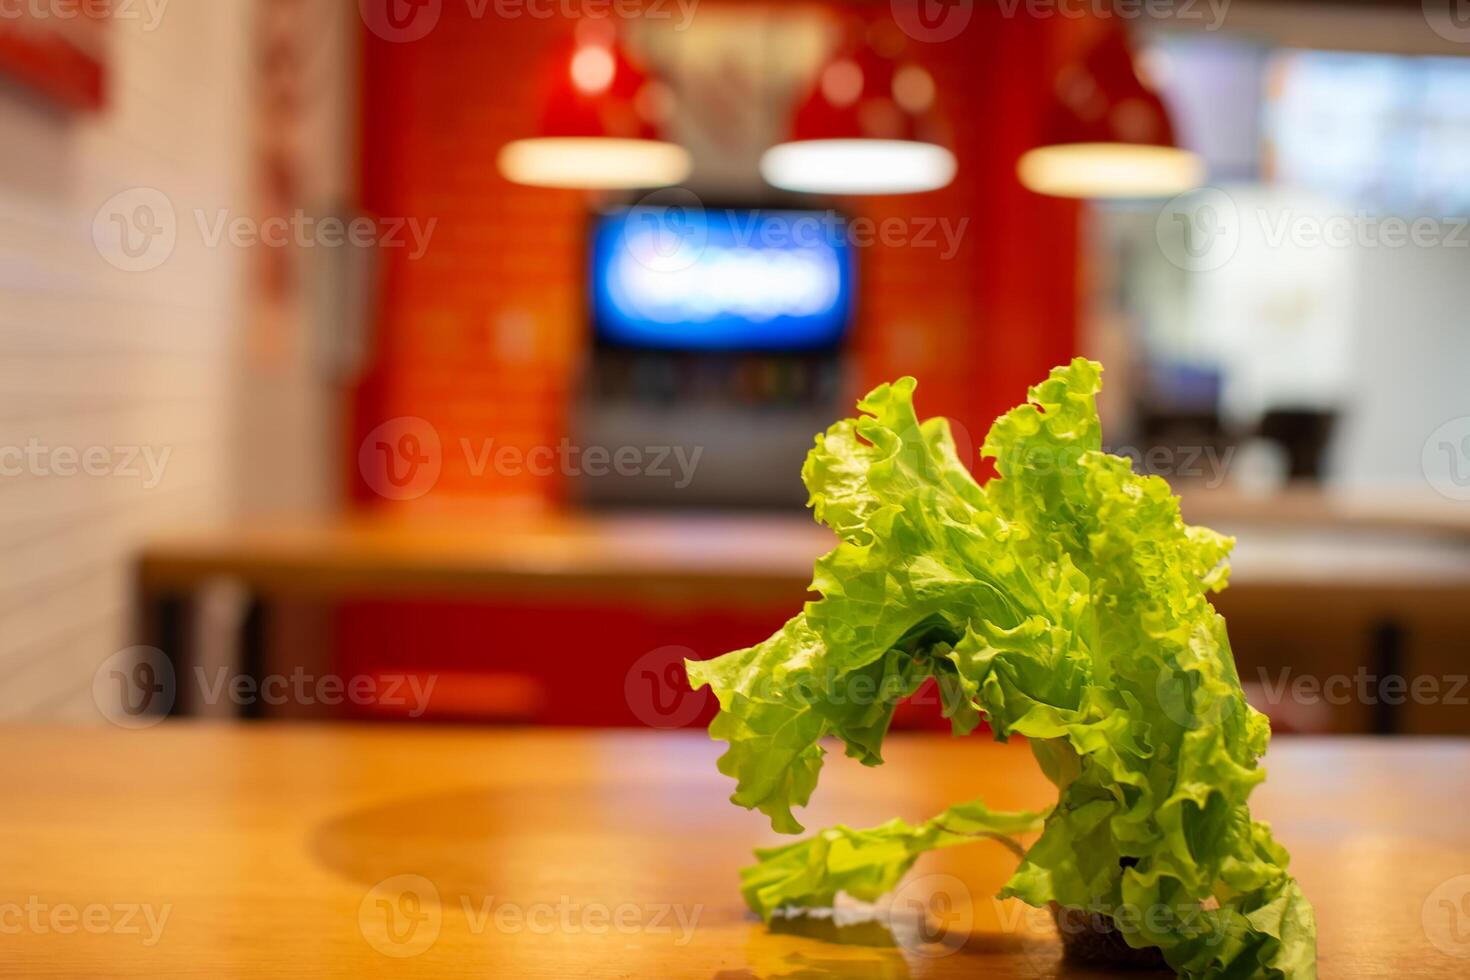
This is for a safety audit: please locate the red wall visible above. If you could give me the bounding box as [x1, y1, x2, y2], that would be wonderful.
[354, 2, 1081, 509]
[345, 3, 1082, 725]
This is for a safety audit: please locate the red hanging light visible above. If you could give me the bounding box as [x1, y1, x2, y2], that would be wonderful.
[761, 23, 956, 196]
[499, 23, 690, 190]
[1018, 25, 1202, 199]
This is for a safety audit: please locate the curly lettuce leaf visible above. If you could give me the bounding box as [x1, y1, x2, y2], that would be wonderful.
[741, 799, 1046, 920]
[687, 360, 1317, 979]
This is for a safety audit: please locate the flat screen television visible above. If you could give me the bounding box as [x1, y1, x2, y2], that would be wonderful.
[590, 205, 855, 353]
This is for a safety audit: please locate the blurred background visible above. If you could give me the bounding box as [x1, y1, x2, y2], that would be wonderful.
[3, 0, 1468, 735]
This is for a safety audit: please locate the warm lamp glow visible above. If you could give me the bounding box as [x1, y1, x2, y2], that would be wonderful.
[766, 24, 954, 197]
[1020, 23, 1200, 200]
[570, 46, 616, 94]
[1016, 143, 1203, 199]
[820, 60, 864, 107]
[760, 139, 956, 195]
[498, 137, 691, 190]
[499, 28, 687, 191]
[892, 65, 936, 114]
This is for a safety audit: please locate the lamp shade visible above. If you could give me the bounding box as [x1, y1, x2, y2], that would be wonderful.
[760, 32, 955, 195]
[1017, 26, 1203, 199]
[498, 28, 690, 190]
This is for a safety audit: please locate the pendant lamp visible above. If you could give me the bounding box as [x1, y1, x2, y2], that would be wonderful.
[1018, 26, 1203, 199]
[499, 23, 690, 190]
[761, 27, 955, 196]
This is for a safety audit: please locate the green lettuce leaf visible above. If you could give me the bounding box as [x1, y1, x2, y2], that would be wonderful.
[741, 799, 1046, 920]
[687, 359, 1317, 979]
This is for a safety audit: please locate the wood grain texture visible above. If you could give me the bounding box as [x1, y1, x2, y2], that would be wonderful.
[1, 726, 1467, 977]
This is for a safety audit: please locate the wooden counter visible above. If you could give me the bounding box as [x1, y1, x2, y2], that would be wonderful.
[132, 491, 1470, 732]
[136, 489, 1470, 601]
[1, 725, 1466, 977]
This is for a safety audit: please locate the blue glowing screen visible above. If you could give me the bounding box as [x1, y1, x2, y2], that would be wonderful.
[591, 206, 855, 351]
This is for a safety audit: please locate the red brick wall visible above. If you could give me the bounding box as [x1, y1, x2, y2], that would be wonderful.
[353, 2, 1082, 508]
[346, 5, 1085, 724]
[356, 10, 585, 509]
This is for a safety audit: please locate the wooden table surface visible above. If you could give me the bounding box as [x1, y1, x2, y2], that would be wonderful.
[2, 726, 1468, 978]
